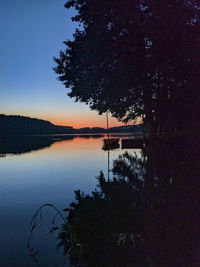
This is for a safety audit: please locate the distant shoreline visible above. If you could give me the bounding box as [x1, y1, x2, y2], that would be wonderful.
[0, 114, 142, 136]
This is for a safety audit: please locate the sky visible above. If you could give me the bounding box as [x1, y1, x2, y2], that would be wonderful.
[0, 0, 124, 128]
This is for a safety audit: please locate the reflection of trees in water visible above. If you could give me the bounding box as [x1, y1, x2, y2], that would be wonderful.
[0, 134, 136, 156]
[29, 142, 200, 266]
[29, 151, 146, 266]
[0, 135, 74, 156]
[0, 134, 106, 156]
[59, 152, 146, 266]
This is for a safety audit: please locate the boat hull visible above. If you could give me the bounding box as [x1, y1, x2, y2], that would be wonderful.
[102, 138, 120, 150]
[103, 138, 119, 146]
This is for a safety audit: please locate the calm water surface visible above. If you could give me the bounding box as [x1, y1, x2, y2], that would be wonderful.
[0, 134, 139, 266]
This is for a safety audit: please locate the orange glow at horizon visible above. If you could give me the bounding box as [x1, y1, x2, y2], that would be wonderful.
[4, 110, 140, 129]
[49, 115, 142, 128]
[48, 115, 125, 128]
[51, 119, 124, 128]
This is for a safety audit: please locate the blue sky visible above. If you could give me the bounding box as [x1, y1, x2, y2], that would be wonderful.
[0, 0, 123, 128]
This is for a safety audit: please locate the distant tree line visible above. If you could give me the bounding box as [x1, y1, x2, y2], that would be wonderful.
[0, 114, 74, 135]
[0, 114, 141, 135]
[54, 0, 200, 138]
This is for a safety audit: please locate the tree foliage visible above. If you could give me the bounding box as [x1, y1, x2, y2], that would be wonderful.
[54, 0, 200, 134]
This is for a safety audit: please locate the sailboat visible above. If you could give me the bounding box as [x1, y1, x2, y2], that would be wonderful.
[102, 112, 120, 149]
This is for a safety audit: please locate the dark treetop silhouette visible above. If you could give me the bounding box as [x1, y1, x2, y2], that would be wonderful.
[54, 0, 200, 137]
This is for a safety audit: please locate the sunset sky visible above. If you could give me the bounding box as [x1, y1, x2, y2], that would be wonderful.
[0, 0, 124, 128]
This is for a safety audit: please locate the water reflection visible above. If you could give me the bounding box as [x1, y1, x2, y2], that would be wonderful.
[0, 133, 141, 157]
[0, 135, 73, 156]
[0, 135, 107, 156]
[63, 152, 146, 266]
[29, 141, 200, 266]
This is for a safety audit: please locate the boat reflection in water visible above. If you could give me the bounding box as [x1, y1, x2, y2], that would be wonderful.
[29, 138, 200, 266]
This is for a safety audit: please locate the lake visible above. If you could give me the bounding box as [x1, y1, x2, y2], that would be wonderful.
[0, 134, 199, 266]
[0, 134, 141, 266]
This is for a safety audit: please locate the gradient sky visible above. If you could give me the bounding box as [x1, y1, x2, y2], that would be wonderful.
[0, 0, 124, 128]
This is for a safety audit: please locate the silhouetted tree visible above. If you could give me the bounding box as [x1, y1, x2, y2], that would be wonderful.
[54, 0, 200, 137]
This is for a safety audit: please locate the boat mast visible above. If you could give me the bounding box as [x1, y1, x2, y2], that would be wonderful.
[106, 111, 110, 139]
[108, 150, 110, 180]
